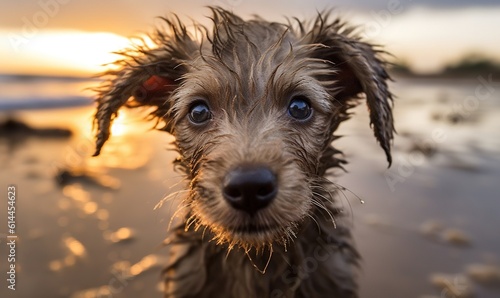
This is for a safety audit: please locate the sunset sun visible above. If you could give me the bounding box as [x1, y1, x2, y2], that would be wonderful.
[0, 30, 132, 76]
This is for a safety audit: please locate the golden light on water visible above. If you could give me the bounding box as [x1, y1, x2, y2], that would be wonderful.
[109, 111, 129, 137]
[63, 184, 90, 203]
[108, 227, 135, 243]
[96, 209, 109, 221]
[49, 260, 63, 272]
[49, 236, 88, 272]
[129, 255, 158, 276]
[83, 201, 98, 215]
[63, 236, 87, 258]
[83, 109, 155, 170]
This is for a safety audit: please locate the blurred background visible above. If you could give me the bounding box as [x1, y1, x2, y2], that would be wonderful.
[0, 0, 499, 297]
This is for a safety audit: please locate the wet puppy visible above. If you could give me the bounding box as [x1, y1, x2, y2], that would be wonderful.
[93, 7, 394, 298]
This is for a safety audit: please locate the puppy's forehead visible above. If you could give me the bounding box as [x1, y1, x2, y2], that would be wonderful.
[179, 22, 331, 111]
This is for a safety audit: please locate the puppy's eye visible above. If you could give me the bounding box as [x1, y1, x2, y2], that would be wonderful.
[288, 96, 312, 120]
[188, 102, 211, 124]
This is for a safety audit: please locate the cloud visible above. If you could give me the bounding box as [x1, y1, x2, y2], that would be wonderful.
[1, 0, 499, 75]
[1, 0, 499, 36]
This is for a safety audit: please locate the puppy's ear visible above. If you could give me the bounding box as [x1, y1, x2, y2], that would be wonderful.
[93, 17, 197, 156]
[305, 16, 395, 165]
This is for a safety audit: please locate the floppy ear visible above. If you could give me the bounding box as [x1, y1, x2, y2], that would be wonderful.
[93, 17, 197, 156]
[305, 16, 395, 166]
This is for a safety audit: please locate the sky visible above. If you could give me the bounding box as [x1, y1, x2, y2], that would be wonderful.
[1, 0, 499, 76]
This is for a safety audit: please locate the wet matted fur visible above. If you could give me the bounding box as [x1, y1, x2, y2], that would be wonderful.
[93, 7, 394, 298]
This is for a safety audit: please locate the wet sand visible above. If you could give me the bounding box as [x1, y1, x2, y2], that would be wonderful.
[1, 77, 499, 297]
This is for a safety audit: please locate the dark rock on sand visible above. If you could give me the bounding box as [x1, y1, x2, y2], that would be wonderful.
[55, 168, 121, 190]
[0, 118, 72, 138]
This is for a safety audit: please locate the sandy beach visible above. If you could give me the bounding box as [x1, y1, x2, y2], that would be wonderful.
[1, 76, 499, 298]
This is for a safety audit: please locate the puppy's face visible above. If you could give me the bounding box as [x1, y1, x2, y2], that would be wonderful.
[171, 49, 338, 247]
[93, 9, 394, 250]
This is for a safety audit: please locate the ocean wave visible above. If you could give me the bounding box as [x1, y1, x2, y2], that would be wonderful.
[0, 96, 92, 110]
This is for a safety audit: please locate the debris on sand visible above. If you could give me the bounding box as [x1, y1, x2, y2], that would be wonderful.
[409, 141, 437, 157]
[399, 132, 438, 158]
[431, 110, 480, 125]
[442, 229, 471, 246]
[419, 220, 472, 247]
[430, 273, 474, 298]
[56, 168, 121, 190]
[419, 220, 444, 239]
[466, 263, 500, 286]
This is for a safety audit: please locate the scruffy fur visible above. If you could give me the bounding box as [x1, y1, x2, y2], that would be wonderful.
[93, 7, 394, 298]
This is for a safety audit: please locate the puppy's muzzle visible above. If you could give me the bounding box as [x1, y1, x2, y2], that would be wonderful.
[222, 165, 277, 216]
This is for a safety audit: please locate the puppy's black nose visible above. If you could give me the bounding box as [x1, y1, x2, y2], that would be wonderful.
[223, 166, 277, 215]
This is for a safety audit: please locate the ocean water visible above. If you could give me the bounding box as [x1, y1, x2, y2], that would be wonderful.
[0, 74, 94, 111]
[0, 75, 499, 297]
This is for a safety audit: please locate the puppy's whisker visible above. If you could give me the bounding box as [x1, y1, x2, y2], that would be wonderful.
[225, 244, 236, 260]
[312, 190, 335, 205]
[184, 213, 197, 231]
[329, 181, 361, 223]
[317, 176, 363, 204]
[311, 197, 337, 228]
[313, 177, 356, 222]
[201, 225, 208, 241]
[167, 203, 189, 231]
[306, 213, 321, 234]
[155, 189, 190, 210]
[165, 176, 190, 189]
[333, 181, 366, 204]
